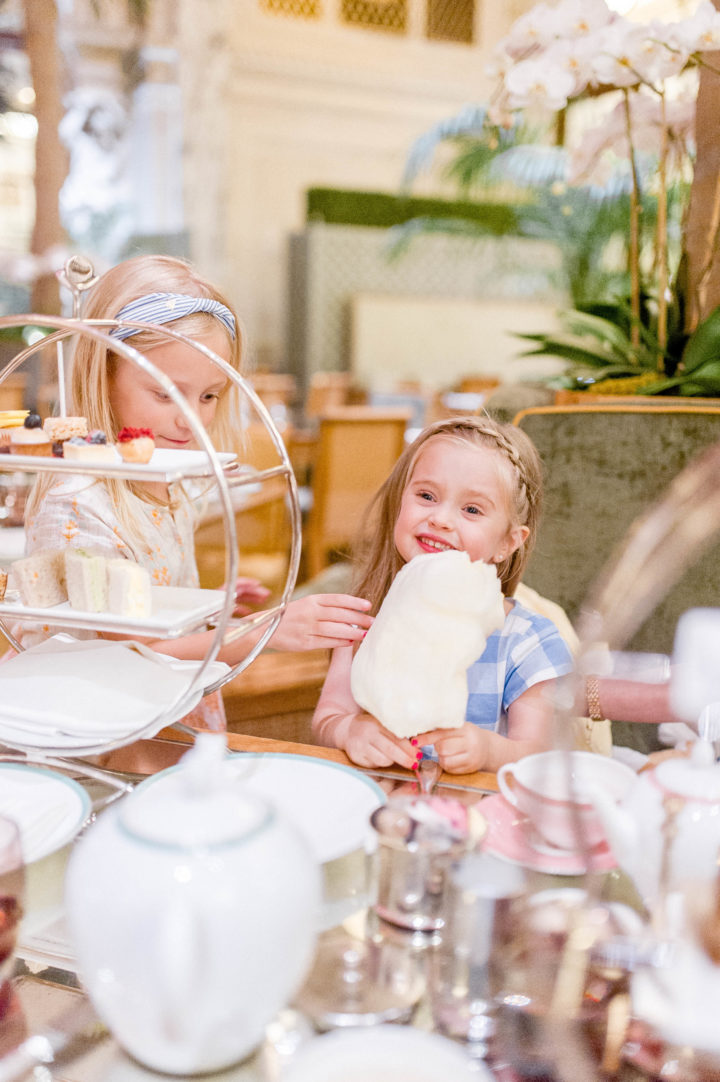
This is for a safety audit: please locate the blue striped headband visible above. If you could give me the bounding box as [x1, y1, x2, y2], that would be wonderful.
[110, 292, 236, 342]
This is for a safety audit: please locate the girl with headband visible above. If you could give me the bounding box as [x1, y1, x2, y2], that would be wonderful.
[22, 254, 373, 727]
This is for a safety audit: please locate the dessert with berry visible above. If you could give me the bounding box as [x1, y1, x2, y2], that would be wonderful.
[116, 427, 155, 464]
[63, 430, 118, 463]
[9, 412, 51, 457]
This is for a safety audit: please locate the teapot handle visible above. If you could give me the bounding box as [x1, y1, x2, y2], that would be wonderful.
[496, 764, 520, 809]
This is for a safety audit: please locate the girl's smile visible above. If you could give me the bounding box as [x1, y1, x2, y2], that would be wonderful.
[393, 436, 528, 568]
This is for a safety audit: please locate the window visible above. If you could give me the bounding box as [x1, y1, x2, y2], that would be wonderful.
[426, 0, 474, 43]
[260, 0, 321, 20]
[340, 0, 406, 34]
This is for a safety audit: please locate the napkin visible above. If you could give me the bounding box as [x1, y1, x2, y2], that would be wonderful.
[0, 636, 229, 748]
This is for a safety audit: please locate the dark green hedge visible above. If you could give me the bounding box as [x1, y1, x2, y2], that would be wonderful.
[306, 187, 522, 234]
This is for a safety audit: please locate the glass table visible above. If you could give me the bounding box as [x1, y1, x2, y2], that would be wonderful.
[3, 732, 647, 1082]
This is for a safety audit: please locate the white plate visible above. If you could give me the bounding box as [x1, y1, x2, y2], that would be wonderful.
[0, 763, 90, 863]
[282, 1025, 487, 1082]
[138, 752, 386, 864]
[2, 448, 237, 479]
[0, 585, 227, 638]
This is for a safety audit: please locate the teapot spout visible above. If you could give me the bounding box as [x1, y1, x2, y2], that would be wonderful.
[586, 782, 639, 872]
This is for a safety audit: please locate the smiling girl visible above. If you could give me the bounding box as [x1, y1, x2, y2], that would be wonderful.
[20, 256, 373, 685]
[312, 416, 574, 774]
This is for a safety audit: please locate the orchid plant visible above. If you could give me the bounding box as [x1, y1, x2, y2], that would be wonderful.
[405, 0, 720, 396]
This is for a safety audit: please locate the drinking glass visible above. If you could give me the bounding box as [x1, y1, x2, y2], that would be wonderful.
[429, 851, 526, 1053]
[0, 815, 24, 1020]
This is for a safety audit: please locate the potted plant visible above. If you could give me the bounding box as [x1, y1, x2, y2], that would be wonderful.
[403, 0, 720, 399]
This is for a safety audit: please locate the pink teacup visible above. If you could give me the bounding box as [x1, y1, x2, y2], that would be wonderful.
[496, 750, 636, 851]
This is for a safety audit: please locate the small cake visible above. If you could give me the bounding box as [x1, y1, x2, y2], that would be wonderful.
[0, 569, 7, 602]
[107, 559, 152, 618]
[64, 431, 119, 464]
[43, 416, 88, 443]
[10, 412, 51, 457]
[12, 549, 67, 607]
[65, 548, 108, 612]
[117, 427, 155, 464]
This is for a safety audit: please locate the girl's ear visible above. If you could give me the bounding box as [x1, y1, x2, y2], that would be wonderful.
[493, 524, 530, 564]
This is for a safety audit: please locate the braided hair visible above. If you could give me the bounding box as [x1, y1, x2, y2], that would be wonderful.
[353, 415, 543, 612]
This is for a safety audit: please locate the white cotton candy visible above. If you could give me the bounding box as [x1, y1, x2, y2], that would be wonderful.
[350, 551, 505, 739]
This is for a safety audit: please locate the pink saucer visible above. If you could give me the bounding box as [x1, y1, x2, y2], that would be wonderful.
[479, 792, 617, 875]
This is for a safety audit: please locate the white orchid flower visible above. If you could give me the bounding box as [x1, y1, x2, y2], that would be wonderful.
[552, 0, 614, 39]
[505, 56, 577, 112]
[501, 3, 563, 60]
[543, 37, 597, 97]
[591, 21, 652, 88]
[669, 0, 720, 53]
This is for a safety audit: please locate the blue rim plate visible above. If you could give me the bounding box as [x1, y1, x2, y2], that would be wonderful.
[0, 763, 91, 863]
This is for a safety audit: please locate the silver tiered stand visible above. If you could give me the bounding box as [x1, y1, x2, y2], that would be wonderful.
[0, 258, 302, 758]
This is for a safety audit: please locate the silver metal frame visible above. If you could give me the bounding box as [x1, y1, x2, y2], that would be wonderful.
[0, 311, 301, 753]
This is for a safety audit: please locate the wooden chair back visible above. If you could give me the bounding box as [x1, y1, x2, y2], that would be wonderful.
[303, 406, 411, 578]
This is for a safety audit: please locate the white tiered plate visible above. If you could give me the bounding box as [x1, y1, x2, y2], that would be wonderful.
[0, 585, 227, 638]
[1, 448, 237, 481]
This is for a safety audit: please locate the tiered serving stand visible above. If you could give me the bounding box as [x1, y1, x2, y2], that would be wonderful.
[0, 259, 302, 758]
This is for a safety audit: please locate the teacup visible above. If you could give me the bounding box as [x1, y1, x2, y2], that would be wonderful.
[496, 750, 636, 851]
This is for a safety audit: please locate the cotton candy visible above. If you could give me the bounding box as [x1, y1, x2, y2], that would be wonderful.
[351, 551, 505, 738]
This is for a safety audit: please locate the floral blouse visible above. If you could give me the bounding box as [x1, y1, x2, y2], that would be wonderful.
[24, 474, 198, 587]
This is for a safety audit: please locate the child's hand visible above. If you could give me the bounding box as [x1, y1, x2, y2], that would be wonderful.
[270, 594, 373, 652]
[228, 577, 272, 616]
[420, 723, 492, 775]
[345, 714, 417, 769]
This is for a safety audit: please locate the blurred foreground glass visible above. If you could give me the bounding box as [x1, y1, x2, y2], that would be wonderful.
[429, 851, 525, 1053]
[0, 815, 24, 1020]
[370, 795, 482, 932]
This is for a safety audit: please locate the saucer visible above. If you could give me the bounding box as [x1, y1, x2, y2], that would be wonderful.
[479, 793, 617, 875]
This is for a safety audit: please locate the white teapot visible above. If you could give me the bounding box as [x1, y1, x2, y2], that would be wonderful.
[589, 740, 720, 912]
[65, 733, 321, 1075]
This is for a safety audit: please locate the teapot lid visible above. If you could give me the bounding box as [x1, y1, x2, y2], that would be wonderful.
[120, 733, 271, 848]
[655, 740, 720, 802]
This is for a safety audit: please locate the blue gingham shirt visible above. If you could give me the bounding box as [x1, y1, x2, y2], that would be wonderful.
[465, 598, 574, 736]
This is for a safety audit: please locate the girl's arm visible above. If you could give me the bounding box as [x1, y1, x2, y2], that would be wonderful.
[147, 593, 374, 661]
[312, 645, 417, 769]
[421, 679, 554, 775]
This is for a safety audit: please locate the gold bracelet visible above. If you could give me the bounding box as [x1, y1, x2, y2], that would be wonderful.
[586, 676, 604, 721]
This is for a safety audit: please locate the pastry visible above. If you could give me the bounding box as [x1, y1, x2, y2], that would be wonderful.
[12, 549, 67, 607]
[107, 559, 152, 618]
[351, 551, 505, 739]
[43, 416, 88, 443]
[0, 569, 7, 602]
[0, 411, 29, 452]
[65, 548, 108, 612]
[117, 427, 155, 464]
[63, 431, 119, 464]
[10, 412, 51, 457]
[0, 410, 29, 428]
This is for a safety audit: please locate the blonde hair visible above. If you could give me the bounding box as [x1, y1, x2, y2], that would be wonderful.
[26, 255, 244, 542]
[353, 415, 543, 612]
